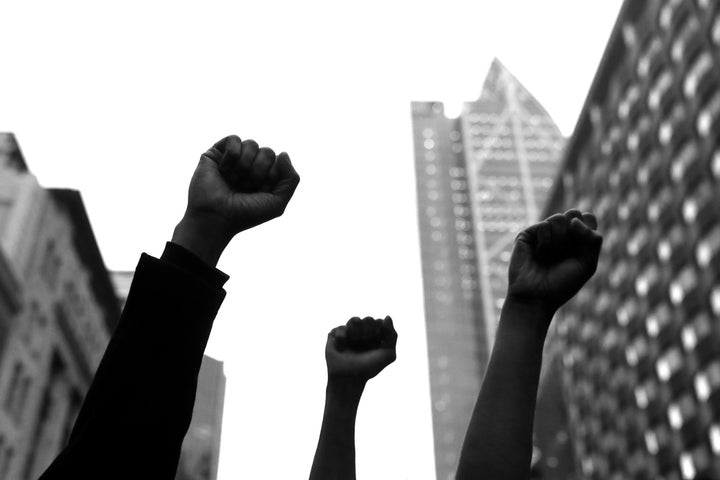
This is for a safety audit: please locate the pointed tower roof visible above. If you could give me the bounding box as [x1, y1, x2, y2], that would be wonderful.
[473, 58, 562, 137]
[0, 133, 29, 172]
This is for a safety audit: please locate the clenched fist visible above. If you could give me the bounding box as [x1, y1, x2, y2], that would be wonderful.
[187, 135, 300, 236]
[326, 316, 398, 382]
[172, 135, 300, 266]
[507, 209, 603, 316]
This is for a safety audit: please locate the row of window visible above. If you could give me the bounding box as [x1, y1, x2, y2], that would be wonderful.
[556, 2, 720, 478]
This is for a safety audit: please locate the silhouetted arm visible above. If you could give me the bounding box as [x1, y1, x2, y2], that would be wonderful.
[38, 243, 227, 480]
[311, 380, 365, 480]
[310, 317, 397, 480]
[40, 135, 299, 480]
[456, 210, 602, 480]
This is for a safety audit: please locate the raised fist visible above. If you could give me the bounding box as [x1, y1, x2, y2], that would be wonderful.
[507, 209, 603, 313]
[326, 316, 398, 382]
[184, 135, 300, 240]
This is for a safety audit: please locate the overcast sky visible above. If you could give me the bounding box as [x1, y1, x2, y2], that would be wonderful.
[2, 1, 623, 478]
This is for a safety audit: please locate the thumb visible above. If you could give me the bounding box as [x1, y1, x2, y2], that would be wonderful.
[327, 326, 348, 352]
[362, 348, 397, 369]
[512, 230, 536, 263]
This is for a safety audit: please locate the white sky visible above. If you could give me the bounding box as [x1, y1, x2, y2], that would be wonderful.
[1, 1, 623, 479]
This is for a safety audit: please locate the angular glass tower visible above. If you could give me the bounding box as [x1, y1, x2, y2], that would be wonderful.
[412, 58, 564, 480]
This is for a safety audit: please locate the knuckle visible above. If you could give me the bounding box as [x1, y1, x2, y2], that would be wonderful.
[242, 139, 259, 151]
[259, 146, 276, 158]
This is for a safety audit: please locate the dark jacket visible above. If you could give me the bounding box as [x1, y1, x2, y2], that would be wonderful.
[39, 242, 229, 480]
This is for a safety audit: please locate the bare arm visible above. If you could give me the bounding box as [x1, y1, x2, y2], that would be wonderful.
[310, 316, 398, 480]
[456, 210, 602, 480]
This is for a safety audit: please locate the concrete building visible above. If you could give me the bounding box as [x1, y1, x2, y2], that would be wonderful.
[111, 272, 226, 480]
[412, 59, 564, 480]
[543, 0, 720, 478]
[176, 356, 225, 480]
[0, 133, 120, 479]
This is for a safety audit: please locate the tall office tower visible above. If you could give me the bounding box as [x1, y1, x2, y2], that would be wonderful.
[111, 272, 226, 480]
[543, 1, 720, 478]
[412, 58, 564, 480]
[176, 356, 225, 480]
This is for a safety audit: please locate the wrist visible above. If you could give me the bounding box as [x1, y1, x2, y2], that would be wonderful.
[171, 212, 233, 268]
[500, 295, 556, 340]
[326, 376, 366, 404]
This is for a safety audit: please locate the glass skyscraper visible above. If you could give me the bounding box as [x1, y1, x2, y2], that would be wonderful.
[412, 58, 564, 479]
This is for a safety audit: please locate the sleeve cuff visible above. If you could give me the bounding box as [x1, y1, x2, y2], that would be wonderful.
[161, 242, 230, 288]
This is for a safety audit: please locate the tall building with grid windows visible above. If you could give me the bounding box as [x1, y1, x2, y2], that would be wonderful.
[543, 0, 720, 478]
[412, 58, 564, 480]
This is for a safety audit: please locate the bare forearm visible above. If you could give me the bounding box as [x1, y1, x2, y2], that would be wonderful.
[310, 380, 365, 480]
[456, 299, 553, 480]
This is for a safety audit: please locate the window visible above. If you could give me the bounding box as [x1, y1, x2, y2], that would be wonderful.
[453, 205, 468, 217]
[648, 69, 673, 111]
[450, 180, 467, 191]
[696, 90, 720, 137]
[449, 167, 465, 178]
[711, 286, 720, 315]
[679, 452, 696, 479]
[684, 51, 713, 99]
[696, 225, 720, 267]
[636, 384, 651, 408]
[669, 266, 699, 305]
[695, 372, 711, 401]
[656, 348, 683, 382]
[710, 424, 720, 453]
[670, 140, 699, 184]
[451, 193, 467, 203]
[713, 14, 720, 47]
[683, 325, 698, 351]
[645, 430, 659, 454]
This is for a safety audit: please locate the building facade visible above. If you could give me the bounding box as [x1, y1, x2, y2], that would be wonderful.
[0, 133, 120, 479]
[111, 271, 226, 480]
[176, 356, 225, 480]
[412, 59, 564, 480]
[543, 0, 720, 478]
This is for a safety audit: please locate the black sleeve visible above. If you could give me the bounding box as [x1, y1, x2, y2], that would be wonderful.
[160, 241, 230, 289]
[38, 245, 229, 480]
